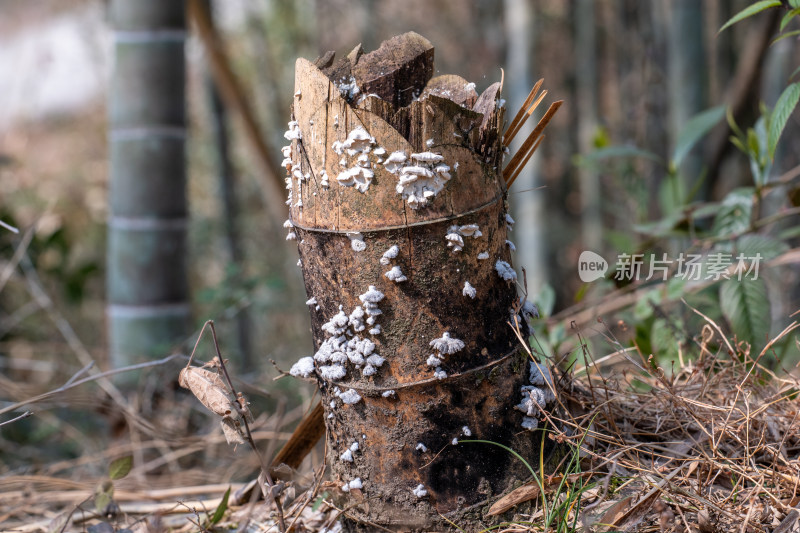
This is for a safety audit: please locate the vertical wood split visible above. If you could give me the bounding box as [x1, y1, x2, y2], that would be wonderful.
[285, 32, 553, 529]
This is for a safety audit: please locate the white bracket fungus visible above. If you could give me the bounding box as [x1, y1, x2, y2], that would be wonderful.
[337, 166, 374, 193]
[412, 484, 428, 498]
[384, 266, 408, 282]
[506, 239, 516, 251]
[462, 426, 472, 437]
[381, 389, 396, 398]
[426, 354, 443, 367]
[347, 232, 366, 252]
[522, 300, 539, 321]
[477, 252, 489, 260]
[462, 281, 476, 299]
[283, 120, 301, 140]
[338, 388, 362, 405]
[319, 364, 347, 381]
[385, 151, 452, 209]
[289, 357, 315, 378]
[446, 224, 483, 252]
[383, 151, 407, 173]
[495, 260, 517, 282]
[340, 449, 354, 462]
[505, 213, 515, 230]
[429, 332, 465, 355]
[416, 442, 428, 452]
[380, 245, 400, 265]
[341, 477, 363, 492]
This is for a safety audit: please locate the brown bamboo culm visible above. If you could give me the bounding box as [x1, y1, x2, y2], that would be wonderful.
[282, 33, 557, 530]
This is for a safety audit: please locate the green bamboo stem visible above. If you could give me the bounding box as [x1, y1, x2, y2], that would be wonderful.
[107, 1, 190, 376]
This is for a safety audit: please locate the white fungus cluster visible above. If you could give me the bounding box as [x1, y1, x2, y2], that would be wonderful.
[380, 245, 407, 283]
[412, 484, 428, 498]
[347, 232, 366, 252]
[416, 442, 428, 452]
[283, 120, 301, 141]
[336, 75, 360, 100]
[311, 286, 386, 381]
[283, 219, 296, 241]
[341, 477, 363, 492]
[462, 281, 476, 299]
[505, 213, 515, 231]
[380, 245, 400, 265]
[289, 356, 315, 378]
[522, 300, 539, 321]
[339, 441, 360, 463]
[445, 224, 482, 253]
[333, 127, 376, 193]
[382, 151, 453, 209]
[495, 260, 517, 282]
[337, 388, 362, 405]
[477, 251, 490, 260]
[381, 389, 396, 398]
[506, 239, 516, 251]
[462, 426, 472, 437]
[515, 361, 556, 431]
[427, 332, 465, 380]
[384, 265, 407, 282]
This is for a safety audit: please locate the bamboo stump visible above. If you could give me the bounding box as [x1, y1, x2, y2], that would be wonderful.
[284, 32, 554, 529]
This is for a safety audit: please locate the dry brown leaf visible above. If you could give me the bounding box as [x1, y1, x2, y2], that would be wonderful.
[488, 473, 597, 516]
[487, 482, 542, 516]
[697, 509, 716, 533]
[597, 496, 633, 531]
[179, 366, 237, 418]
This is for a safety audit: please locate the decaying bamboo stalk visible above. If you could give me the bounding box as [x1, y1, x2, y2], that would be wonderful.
[282, 32, 557, 529]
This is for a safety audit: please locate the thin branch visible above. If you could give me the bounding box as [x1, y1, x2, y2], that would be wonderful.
[0, 410, 32, 427]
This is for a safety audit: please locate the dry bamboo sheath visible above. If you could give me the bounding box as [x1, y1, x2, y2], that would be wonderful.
[281, 32, 557, 529]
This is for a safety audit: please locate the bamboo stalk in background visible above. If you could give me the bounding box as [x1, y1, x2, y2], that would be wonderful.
[107, 1, 190, 377]
[201, 0, 252, 369]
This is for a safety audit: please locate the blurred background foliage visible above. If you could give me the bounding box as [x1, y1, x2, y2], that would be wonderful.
[1, 0, 800, 475]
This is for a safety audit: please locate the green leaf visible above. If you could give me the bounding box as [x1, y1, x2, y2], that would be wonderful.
[94, 480, 114, 514]
[768, 82, 800, 159]
[780, 8, 800, 31]
[672, 106, 726, 168]
[534, 283, 556, 317]
[711, 188, 754, 238]
[719, 0, 782, 33]
[109, 455, 133, 480]
[779, 225, 800, 240]
[719, 278, 770, 351]
[209, 486, 231, 525]
[312, 492, 330, 512]
[773, 29, 800, 44]
[733, 234, 788, 261]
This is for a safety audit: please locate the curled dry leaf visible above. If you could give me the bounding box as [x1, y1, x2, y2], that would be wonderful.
[179, 366, 237, 418]
[220, 417, 246, 445]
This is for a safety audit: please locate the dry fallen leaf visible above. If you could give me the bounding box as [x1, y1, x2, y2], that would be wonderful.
[179, 366, 237, 418]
